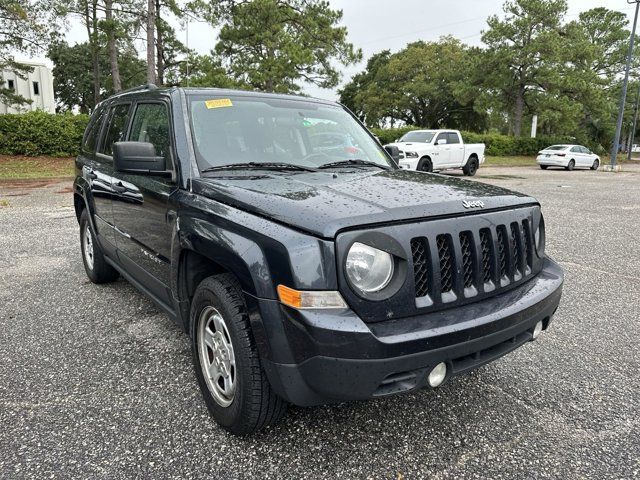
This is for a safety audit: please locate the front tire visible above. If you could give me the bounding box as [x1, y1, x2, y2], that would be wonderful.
[191, 274, 287, 435]
[417, 157, 433, 173]
[591, 159, 600, 170]
[79, 209, 119, 284]
[463, 156, 479, 176]
[540, 165, 548, 170]
[566, 159, 575, 171]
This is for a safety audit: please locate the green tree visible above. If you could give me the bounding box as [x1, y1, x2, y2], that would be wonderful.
[165, 53, 239, 88]
[341, 38, 486, 130]
[338, 50, 391, 123]
[0, 0, 57, 106]
[481, 0, 567, 136]
[48, 40, 146, 112]
[195, 0, 361, 93]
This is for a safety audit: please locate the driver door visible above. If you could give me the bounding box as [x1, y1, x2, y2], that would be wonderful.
[111, 101, 178, 303]
[434, 132, 451, 167]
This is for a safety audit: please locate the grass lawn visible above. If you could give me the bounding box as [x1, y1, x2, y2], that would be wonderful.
[0, 155, 74, 180]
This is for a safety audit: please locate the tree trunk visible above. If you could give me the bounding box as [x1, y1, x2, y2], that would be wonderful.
[85, 0, 101, 108]
[146, 0, 156, 84]
[514, 82, 525, 136]
[155, 0, 164, 85]
[105, 0, 122, 92]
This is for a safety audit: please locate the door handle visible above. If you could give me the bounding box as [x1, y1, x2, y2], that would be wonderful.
[113, 182, 127, 193]
[84, 167, 98, 180]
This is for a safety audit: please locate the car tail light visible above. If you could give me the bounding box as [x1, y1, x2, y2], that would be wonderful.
[556, 153, 566, 157]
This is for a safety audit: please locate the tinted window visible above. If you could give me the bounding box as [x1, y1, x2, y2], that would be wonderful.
[546, 145, 568, 151]
[129, 103, 171, 160]
[100, 104, 131, 156]
[570, 146, 581, 153]
[435, 133, 448, 144]
[82, 106, 107, 154]
[447, 132, 460, 144]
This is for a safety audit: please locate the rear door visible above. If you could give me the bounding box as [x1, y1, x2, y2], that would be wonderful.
[111, 100, 178, 302]
[569, 146, 584, 166]
[82, 103, 126, 252]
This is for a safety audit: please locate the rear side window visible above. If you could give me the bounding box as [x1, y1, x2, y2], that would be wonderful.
[128, 103, 171, 160]
[99, 103, 132, 156]
[82, 106, 106, 154]
[447, 132, 460, 144]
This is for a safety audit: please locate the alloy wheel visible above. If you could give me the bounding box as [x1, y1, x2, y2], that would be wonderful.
[198, 306, 237, 407]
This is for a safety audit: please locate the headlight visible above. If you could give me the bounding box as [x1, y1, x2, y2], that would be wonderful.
[405, 151, 418, 158]
[345, 242, 394, 293]
[534, 214, 545, 256]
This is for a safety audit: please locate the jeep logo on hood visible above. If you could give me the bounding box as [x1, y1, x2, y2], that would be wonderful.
[462, 200, 485, 209]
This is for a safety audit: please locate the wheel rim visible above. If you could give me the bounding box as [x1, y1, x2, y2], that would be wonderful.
[470, 160, 478, 174]
[198, 306, 236, 407]
[83, 224, 94, 270]
[593, 160, 599, 169]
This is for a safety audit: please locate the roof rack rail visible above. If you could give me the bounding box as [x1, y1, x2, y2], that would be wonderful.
[118, 84, 158, 94]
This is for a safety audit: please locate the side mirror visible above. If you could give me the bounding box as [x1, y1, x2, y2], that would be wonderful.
[437, 138, 447, 145]
[113, 142, 170, 176]
[384, 145, 400, 163]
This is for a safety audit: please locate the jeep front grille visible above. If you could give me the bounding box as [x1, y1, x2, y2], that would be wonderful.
[411, 219, 534, 305]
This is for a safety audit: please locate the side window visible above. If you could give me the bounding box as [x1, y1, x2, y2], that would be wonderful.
[82, 106, 106, 155]
[128, 103, 171, 160]
[570, 146, 581, 153]
[447, 132, 460, 144]
[99, 103, 132, 156]
[580, 146, 590, 154]
[436, 133, 448, 144]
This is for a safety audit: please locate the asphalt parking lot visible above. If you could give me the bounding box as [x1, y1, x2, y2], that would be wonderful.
[1, 165, 639, 479]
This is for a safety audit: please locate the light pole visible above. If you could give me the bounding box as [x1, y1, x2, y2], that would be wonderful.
[611, 0, 640, 168]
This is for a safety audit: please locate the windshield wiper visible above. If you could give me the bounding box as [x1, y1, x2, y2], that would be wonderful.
[318, 159, 392, 170]
[201, 162, 319, 173]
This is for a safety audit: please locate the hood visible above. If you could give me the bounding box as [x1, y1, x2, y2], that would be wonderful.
[191, 169, 536, 238]
[386, 142, 429, 150]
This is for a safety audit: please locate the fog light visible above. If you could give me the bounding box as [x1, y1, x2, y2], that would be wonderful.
[427, 362, 447, 387]
[532, 320, 543, 339]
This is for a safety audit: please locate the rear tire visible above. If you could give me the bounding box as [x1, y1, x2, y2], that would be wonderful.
[79, 208, 119, 284]
[463, 156, 479, 176]
[566, 159, 575, 171]
[540, 165, 548, 170]
[591, 159, 600, 170]
[417, 157, 433, 173]
[191, 274, 287, 435]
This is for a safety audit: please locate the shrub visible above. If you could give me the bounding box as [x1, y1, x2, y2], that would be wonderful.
[0, 111, 89, 157]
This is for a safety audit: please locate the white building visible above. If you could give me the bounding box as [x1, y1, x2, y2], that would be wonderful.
[0, 61, 55, 114]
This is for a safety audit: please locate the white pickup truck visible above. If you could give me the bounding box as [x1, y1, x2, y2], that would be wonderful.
[386, 130, 486, 176]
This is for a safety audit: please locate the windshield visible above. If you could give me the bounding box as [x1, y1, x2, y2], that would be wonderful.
[399, 131, 436, 143]
[187, 95, 394, 171]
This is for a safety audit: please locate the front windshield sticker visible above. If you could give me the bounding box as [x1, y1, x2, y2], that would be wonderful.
[205, 98, 233, 109]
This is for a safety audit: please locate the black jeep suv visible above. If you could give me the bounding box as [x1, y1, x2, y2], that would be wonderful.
[74, 85, 563, 435]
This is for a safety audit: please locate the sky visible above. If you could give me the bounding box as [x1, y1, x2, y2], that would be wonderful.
[23, 0, 640, 101]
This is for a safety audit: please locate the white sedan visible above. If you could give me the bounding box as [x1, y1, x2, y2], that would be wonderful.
[536, 145, 600, 171]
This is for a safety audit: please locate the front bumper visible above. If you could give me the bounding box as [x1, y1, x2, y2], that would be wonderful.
[258, 257, 563, 407]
